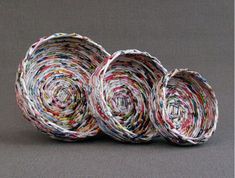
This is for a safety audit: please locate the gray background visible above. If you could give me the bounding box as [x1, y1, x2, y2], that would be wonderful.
[0, 0, 233, 177]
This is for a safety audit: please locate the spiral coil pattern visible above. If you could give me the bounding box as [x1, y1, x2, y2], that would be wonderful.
[150, 69, 218, 145]
[15, 33, 110, 141]
[89, 50, 167, 142]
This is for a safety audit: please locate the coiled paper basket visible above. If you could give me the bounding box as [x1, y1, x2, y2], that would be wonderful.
[15, 33, 110, 141]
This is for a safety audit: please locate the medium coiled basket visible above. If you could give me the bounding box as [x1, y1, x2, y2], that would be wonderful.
[89, 49, 167, 143]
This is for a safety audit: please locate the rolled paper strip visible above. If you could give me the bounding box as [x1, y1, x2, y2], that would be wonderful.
[15, 33, 110, 141]
[89, 49, 167, 143]
[150, 69, 218, 145]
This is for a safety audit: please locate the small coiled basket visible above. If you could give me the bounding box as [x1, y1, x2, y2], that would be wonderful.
[150, 69, 218, 145]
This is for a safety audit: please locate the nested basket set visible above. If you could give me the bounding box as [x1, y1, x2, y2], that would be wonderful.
[15, 33, 218, 145]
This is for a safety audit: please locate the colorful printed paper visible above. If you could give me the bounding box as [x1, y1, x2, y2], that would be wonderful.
[150, 69, 218, 145]
[89, 49, 167, 142]
[15, 33, 110, 141]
